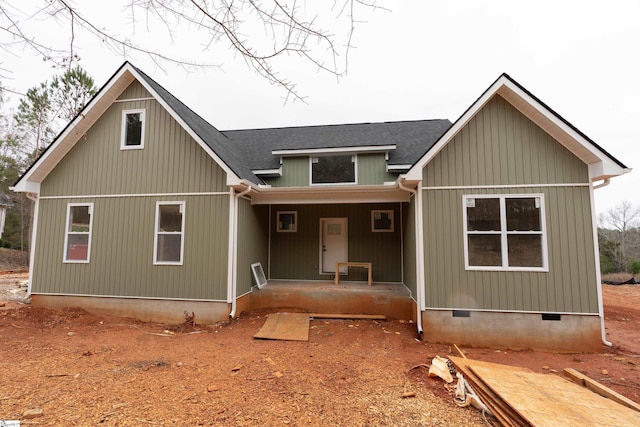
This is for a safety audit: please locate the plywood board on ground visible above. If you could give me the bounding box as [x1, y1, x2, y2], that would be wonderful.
[254, 313, 310, 341]
[471, 364, 640, 427]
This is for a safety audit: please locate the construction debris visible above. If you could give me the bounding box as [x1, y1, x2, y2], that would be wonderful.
[447, 356, 640, 427]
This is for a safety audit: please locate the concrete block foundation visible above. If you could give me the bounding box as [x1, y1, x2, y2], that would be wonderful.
[421, 309, 602, 352]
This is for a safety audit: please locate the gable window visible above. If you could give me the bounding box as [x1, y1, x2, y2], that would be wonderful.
[463, 195, 547, 271]
[121, 109, 145, 149]
[154, 202, 185, 265]
[311, 155, 356, 185]
[64, 203, 93, 263]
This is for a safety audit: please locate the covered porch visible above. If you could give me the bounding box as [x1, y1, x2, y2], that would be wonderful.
[246, 280, 415, 320]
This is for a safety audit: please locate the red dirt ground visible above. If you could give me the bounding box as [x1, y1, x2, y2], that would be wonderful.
[1, 270, 639, 425]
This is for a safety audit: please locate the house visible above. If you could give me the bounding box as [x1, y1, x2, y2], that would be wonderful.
[12, 62, 630, 351]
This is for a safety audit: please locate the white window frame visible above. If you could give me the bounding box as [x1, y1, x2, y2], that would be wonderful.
[462, 194, 548, 272]
[153, 201, 185, 265]
[63, 203, 94, 263]
[371, 209, 394, 232]
[276, 211, 297, 232]
[120, 109, 146, 150]
[309, 154, 358, 186]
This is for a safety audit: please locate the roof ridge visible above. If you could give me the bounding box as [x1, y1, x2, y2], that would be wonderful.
[222, 118, 450, 133]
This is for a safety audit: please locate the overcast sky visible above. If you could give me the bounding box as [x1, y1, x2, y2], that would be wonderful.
[3, 0, 639, 217]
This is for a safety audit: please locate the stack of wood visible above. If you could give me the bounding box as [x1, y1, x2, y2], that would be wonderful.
[448, 356, 640, 427]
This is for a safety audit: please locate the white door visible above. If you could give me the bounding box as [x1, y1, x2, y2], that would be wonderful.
[320, 218, 348, 274]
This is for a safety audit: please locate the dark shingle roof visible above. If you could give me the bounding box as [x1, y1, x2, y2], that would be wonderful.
[223, 120, 452, 172]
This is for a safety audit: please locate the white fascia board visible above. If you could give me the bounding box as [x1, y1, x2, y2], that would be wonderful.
[589, 161, 633, 182]
[252, 167, 282, 177]
[405, 75, 628, 181]
[272, 145, 396, 156]
[13, 65, 136, 190]
[10, 181, 40, 194]
[126, 67, 243, 187]
[387, 164, 412, 172]
[495, 80, 627, 177]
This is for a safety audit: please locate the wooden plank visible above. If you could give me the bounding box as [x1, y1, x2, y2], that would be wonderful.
[309, 313, 386, 320]
[449, 357, 529, 427]
[254, 313, 310, 341]
[471, 364, 640, 427]
[564, 368, 640, 413]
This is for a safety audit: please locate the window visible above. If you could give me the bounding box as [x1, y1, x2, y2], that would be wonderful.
[154, 202, 185, 265]
[277, 211, 297, 232]
[371, 210, 394, 232]
[311, 155, 356, 184]
[121, 109, 145, 149]
[463, 195, 547, 271]
[64, 203, 93, 263]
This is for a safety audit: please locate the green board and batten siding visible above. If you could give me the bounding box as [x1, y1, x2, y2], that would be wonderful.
[32, 81, 231, 300]
[236, 199, 269, 296]
[421, 95, 598, 314]
[269, 203, 403, 282]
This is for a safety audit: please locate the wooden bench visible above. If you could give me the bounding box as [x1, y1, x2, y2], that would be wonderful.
[334, 262, 372, 286]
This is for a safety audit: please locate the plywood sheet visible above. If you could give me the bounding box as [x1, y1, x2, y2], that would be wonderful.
[471, 364, 640, 427]
[254, 313, 310, 341]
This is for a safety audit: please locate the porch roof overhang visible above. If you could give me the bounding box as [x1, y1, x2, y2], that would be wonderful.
[234, 181, 411, 205]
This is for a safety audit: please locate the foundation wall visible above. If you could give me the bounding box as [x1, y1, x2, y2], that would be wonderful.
[31, 295, 230, 324]
[421, 309, 601, 352]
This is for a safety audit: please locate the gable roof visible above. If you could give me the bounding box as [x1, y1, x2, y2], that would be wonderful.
[12, 62, 259, 193]
[130, 65, 261, 184]
[405, 73, 630, 182]
[223, 119, 451, 172]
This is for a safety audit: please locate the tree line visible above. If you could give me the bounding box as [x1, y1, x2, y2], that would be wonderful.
[1, 66, 97, 250]
[599, 201, 640, 275]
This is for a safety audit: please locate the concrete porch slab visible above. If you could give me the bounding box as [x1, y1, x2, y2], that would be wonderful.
[249, 280, 414, 320]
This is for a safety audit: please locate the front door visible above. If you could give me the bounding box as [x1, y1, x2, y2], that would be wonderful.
[320, 218, 348, 274]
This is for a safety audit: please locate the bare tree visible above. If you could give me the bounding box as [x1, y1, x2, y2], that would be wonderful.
[0, 1, 386, 102]
[600, 200, 640, 273]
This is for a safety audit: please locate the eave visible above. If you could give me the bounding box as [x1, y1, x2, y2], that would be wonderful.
[241, 183, 410, 205]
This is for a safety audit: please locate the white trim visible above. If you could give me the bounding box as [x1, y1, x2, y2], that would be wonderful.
[252, 167, 282, 177]
[423, 307, 599, 316]
[405, 75, 628, 182]
[153, 201, 185, 265]
[63, 202, 94, 263]
[13, 65, 137, 191]
[113, 97, 155, 103]
[387, 164, 412, 172]
[39, 191, 229, 200]
[422, 183, 590, 190]
[120, 108, 146, 150]
[462, 194, 548, 272]
[273, 145, 396, 156]
[30, 292, 227, 303]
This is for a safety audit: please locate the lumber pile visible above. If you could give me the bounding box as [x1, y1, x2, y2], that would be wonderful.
[448, 356, 640, 427]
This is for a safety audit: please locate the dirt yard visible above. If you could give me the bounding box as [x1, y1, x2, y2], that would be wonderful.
[1, 268, 639, 426]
